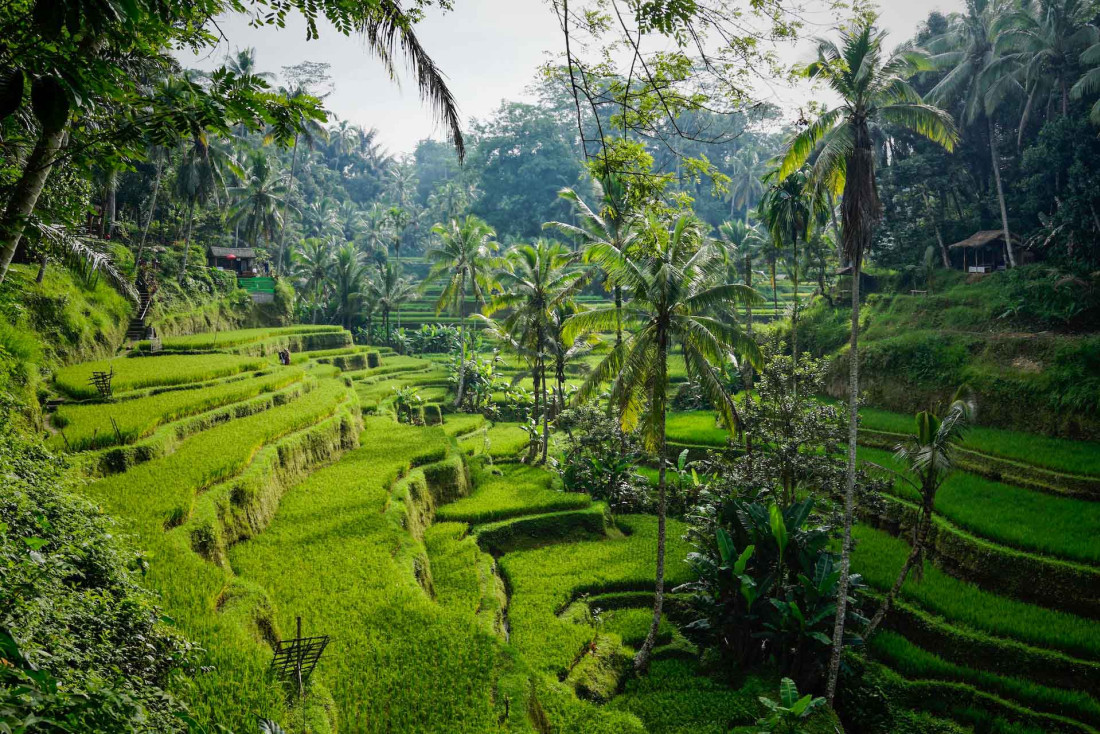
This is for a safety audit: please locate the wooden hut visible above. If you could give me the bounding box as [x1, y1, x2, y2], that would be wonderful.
[948, 230, 1011, 273]
[208, 246, 258, 277]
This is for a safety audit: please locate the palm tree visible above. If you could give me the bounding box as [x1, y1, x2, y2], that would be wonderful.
[302, 197, 340, 240]
[485, 239, 589, 462]
[926, 0, 1018, 266]
[386, 205, 410, 264]
[994, 0, 1098, 130]
[564, 211, 763, 674]
[294, 237, 334, 324]
[725, 150, 765, 222]
[778, 18, 957, 702]
[330, 243, 368, 329]
[274, 85, 329, 274]
[361, 202, 392, 263]
[371, 262, 417, 335]
[174, 136, 236, 283]
[339, 200, 364, 242]
[426, 215, 499, 407]
[229, 151, 287, 251]
[865, 393, 974, 638]
[758, 167, 827, 367]
[546, 177, 637, 348]
[135, 141, 173, 271]
[717, 219, 767, 387]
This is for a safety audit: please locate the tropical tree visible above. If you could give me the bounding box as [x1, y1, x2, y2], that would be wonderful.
[926, 0, 1019, 266]
[274, 84, 329, 274]
[758, 167, 827, 367]
[485, 239, 589, 462]
[864, 393, 974, 638]
[361, 202, 392, 262]
[386, 205, 411, 264]
[330, 242, 368, 329]
[546, 177, 637, 348]
[725, 150, 765, 221]
[371, 262, 417, 335]
[174, 135, 236, 283]
[229, 151, 287, 250]
[564, 211, 763, 673]
[717, 219, 768, 387]
[778, 18, 958, 702]
[294, 237, 334, 323]
[426, 215, 499, 407]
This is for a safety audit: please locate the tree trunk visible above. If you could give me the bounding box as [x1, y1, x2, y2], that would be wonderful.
[178, 199, 196, 283]
[454, 285, 467, 408]
[791, 235, 800, 392]
[614, 285, 622, 347]
[771, 259, 778, 316]
[276, 132, 300, 275]
[743, 254, 754, 392]
[865, 491, 933, 639]
[0, 123, 67, 283]
[635, 337, 668, 674]
[988, 117, 1016, 268]
[106, 175, 117, 239]
[135, 159, 163, 272]
[35, 251, 47, 283]
[826, 254, 861, 704]
[540, 354, 549, 464]
[828, 190, 844, 267]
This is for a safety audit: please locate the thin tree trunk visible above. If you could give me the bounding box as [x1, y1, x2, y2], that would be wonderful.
[866, 492, 932, 639]
[0, 123, 67, 283]
[178, 199, 196, 283]
[36, 251, 47, 283]
[791, 235, 800, 390]
[540, 354, 549, 464]
[276, 132, 300, 275]
[136, 160, 163, 272]
[988, 117, 1016, 268]
[106, 173, 117, 239]
[828, 190, 844, 267]
[826, 256, 861, 704]
[635, 339, 668, 674]
[743, 254, 754, 392]
[615, 285, 622, 347]
[771, 260, 778, 316]
[454, 285, 467, 408]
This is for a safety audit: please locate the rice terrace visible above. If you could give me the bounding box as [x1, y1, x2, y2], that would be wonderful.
[2, 0, 1100, 732]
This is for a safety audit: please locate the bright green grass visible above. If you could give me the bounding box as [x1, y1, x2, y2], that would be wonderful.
[870, 632, 1100, 727]
[853, 526, 1100, 660]
[598, 607, 674, 648]
[50, 368, 305, 450]
[437, 464, 591, 524]
[499, 514, 693, 678]
[442, 413, 486, 438]
[144, 325, 343, 350]
[667, 411, 730, 447]
[83, 377, 356, 728]
[856, 404, 1100, 477]
[458, 422, 530, 459]
[860, 446, 1100, 564]
[230, 419, 505, 731]
[54, 353, 268, 398]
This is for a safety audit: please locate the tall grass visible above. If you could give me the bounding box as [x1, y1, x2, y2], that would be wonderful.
[51, 369, 305, 450]
[437, 464, 591, 524]
[871, 632, 1100, 727]
[145, 325, 344, 350]
[852, 526, 1100, 660]
[54, 353, 268, 398]
[859, 446, 1100, 564]
[229, 418, 506, 731]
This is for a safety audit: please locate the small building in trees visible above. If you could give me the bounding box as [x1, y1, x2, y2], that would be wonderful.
[208, 246, 259, 277]
[948, 230, 1013, 273]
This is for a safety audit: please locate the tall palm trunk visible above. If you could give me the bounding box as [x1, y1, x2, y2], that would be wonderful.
[276, 132, 300, 275]
[136, 159, 163, 271]
[635, 335, 668, 673]
[614, 285, 623, 346]
[743, 254, 754, 391]
[865, 486, 933, 639]
[791, 234, 800, 391]
[454, 276, 468, 408]
[540, 353, 550, 464]
[178, 199, 196, 283]
[987, 117, 1016, 268]
[0, 123, 67, 283]
[770, 259, 778, 316]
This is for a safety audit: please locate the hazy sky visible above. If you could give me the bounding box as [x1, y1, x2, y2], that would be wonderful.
[181, 0, 964, 156]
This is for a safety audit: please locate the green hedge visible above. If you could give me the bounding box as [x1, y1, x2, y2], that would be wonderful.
[474, 504, 610, 555]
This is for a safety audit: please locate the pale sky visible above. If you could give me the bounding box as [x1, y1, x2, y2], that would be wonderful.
[181, 0, 964, 156]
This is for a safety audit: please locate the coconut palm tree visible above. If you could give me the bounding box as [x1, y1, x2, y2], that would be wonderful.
[426, 215, 499, 407]
[926, 0, 1018, 266]
[725, 150, 765, 222]
[371, 262, 417, 335]
[174, 136, 237, 283]
[386, 205, 410, 264]
[778, 17, 957, 702]
[758, 167, 827, 367]
[274, 85, 329, 274]
[545, 177, 637, 348]
[865, 392, 974, 638]
[564, 211, 763, 674]
[717, 219, 768, 387]
[330, 243, 369, 329]
[229, 151, 287, 251]
[294, 237, 334, 324]
[485, 239, 589, 462]
[361, 202, 392, 264]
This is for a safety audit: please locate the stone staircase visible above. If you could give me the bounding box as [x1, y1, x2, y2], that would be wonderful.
[126, 283, 154, 341]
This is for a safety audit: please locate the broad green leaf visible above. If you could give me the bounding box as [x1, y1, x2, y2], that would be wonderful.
[779, 677, 798, 708]
[716, 527, 734, 565]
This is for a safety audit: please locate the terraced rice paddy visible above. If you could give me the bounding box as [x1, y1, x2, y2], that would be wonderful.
[51, 323, 1100, 734]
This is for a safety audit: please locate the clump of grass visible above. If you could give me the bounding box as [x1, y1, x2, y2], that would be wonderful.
[144, 325, 343, 351]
